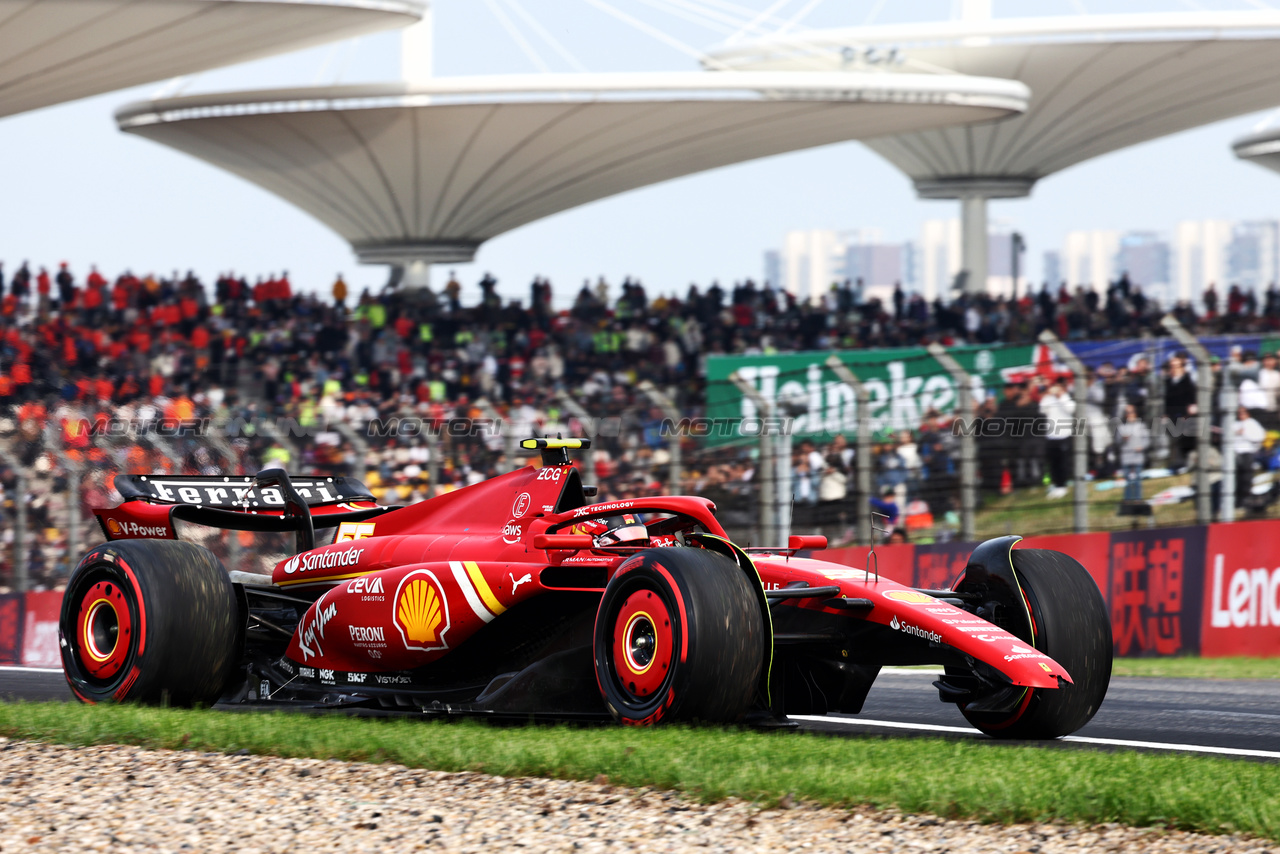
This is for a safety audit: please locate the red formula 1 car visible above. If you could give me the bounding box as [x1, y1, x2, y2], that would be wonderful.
[60, 439, 1112, 738]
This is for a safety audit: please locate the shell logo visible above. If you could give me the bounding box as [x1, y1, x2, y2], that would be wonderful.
[105, 518, 122, 536]
[883, 589, 937, 605]
[393, 570, 451, 651]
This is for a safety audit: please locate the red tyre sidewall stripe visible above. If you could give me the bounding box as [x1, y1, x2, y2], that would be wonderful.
[115, 558, 146, 656]
[976, 687, 1035, 731]
[648, 563, 689, 664]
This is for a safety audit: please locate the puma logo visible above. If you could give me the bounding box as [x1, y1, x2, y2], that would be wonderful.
[510, 572, 532, 594]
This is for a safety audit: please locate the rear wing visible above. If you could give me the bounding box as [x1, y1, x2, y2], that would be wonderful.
[100, 472, 391, 553]
[113, 474, 375, 508]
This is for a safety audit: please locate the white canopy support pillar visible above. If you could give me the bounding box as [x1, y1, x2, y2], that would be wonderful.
[401, 3, 433, 84]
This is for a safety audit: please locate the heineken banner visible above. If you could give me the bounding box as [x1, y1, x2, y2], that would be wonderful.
[704, 345, 1036, 445]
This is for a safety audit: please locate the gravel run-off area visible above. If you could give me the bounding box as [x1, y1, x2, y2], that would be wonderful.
[0, 738, 1274, 853]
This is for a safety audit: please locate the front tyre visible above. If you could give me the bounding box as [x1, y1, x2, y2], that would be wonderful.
[60, 540, 240, 706]
[961, 548, 1112, 739]
[593, 548, 763, 725]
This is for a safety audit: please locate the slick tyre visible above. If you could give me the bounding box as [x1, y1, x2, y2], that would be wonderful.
[961, 548, 1112, 739]
[593, 548, 763, 725]
[60, 539, 239, 706]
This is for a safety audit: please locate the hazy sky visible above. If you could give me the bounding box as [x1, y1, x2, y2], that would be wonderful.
[1, 0, 1278, 307]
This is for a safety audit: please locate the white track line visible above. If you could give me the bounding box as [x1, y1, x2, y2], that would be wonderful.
[789, 715, 1280, 760]
[0, 666, 62, 674]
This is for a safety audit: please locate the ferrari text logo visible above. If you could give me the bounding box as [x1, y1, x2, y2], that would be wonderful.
[393, 570, 451, 651]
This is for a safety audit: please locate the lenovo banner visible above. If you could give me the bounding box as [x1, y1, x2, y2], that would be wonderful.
[1201, 521, 1280, 657]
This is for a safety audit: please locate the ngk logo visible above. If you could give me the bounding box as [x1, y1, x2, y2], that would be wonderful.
[502, 521, 523, 544]
[1211, 554, 1280, 628]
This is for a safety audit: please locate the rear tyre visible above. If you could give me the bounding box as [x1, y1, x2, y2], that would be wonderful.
[593, 548, 763, 725]
[60, 540, 240, 706]
[960, 548, 1112, 739]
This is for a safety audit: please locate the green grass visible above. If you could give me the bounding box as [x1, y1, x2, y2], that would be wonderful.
[1113, 656, 1280, 680]
[1, 702, 1279, 840]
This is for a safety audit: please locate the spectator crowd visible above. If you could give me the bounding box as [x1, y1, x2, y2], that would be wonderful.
[2, 257, 1280, 589]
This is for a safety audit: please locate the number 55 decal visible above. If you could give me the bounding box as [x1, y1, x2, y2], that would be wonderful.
[335, 522, 377, 542]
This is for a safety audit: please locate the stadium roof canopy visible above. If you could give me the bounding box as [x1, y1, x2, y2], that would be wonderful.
[0, 0, 422, 120]
[1234, 126, 1280, 177]
[708, 11, 1280, 293]
[114, 71, 1028, 273]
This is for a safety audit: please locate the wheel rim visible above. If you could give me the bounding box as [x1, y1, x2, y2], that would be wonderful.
[75, 579, 132, 680]
[611, 588, 673, 699]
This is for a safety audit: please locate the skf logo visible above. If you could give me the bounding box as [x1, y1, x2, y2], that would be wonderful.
[512, 492, 531, 518]
[502, 521, 522, 545]
[335, 522, 376, 542]
[393, 570, 451, 652]
[883, 589, 936, 605]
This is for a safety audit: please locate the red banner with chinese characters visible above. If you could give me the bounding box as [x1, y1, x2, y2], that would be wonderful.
[20, 591, 62, 668]
[0, 594, 21, 665]
[1200, 520, 1280, 657]
[1107, 527, 1204, 658]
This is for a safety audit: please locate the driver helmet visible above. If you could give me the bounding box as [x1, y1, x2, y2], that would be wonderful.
[570, 513, 647, 547]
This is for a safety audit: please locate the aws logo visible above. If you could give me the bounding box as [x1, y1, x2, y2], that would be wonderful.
[393, 570, 451, 652]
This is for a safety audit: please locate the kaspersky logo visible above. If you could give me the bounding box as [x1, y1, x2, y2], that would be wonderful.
[393, 570, 450, 652]
[889, 614, 942, 643]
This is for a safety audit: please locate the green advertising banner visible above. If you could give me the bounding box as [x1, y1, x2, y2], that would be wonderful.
[703, 344, 1039, 446]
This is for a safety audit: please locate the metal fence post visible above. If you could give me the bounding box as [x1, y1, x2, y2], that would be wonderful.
[1038, 330, 1089, 533]
[555, 393, 597, 483]
[637, 381, 682, 493]
[1222, 379, 1238, 523]
[0, 447, 27, 592]
[825, 355, 872, 544]
[1161, 315, 1212, 525]
[476, 398, 517, 472]
[927, 343, 976, 541]
[44, 422, 81, 564]
[729, 371, 775, 547]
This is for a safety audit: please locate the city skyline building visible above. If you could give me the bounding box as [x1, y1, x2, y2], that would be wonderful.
[712, 7, 1280, 298]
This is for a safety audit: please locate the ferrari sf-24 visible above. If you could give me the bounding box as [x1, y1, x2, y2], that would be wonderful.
[61, 438, 1112, 737]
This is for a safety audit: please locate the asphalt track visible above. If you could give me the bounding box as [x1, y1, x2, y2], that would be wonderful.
[2, 666, 1277, 759]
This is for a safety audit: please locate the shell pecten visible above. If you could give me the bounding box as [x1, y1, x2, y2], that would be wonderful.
[398, 578, 443, 643]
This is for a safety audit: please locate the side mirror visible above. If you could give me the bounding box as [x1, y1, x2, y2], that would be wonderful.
[788, 535, 827, 552]
[533, 533, 594, 551]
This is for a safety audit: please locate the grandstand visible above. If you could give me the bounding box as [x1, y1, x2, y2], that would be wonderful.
[2, 261, 1279, 592]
